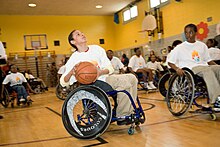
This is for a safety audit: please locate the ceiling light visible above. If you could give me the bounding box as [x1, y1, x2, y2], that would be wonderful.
[96, 5, 103, 9]
[28, 3, 37, 7]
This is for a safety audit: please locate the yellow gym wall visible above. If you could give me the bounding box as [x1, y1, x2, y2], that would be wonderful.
[0, 0, 220, 55]
[114, 0, 220, 50]
[0, 15, 115, 55]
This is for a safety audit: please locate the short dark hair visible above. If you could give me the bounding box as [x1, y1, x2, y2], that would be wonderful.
[134, 48, 140, 53]
[68, 30, 78, 50]
[172, 40, 182, 48]
[106, 50, 113, 53]
[184, 23, 197, 32]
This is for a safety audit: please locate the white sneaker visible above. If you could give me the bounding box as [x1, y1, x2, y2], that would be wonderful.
[148, 82, 157, 89]
[147, 84, 153, 90]
[19, 98, 26, 102]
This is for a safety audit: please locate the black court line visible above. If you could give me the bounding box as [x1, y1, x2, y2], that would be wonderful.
[141, 102, 156, 111]
[45, 106, 109, 147]
[83, 137, 108, 147]
[0, 136, 73, 146]
[45, 106, 61, 117]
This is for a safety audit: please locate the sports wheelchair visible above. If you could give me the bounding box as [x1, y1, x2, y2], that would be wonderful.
[1, 84, 32, 108]
[28, 79, 46, 94]
[165, 68, 219, 120]
[62, 80, 145, 140]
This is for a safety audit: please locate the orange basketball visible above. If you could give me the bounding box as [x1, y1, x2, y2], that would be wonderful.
[75, 62, 98, 84]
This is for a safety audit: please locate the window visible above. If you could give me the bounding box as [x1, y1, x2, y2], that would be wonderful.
[123, 5, 138, 22]
[150, 0, 169, 8]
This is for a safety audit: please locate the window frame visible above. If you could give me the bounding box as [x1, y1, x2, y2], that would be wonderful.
[149, 0, 169, 9]
[122, 5, 138, 23]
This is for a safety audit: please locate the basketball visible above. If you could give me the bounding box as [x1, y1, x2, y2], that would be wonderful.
[75, 61, 98, 84]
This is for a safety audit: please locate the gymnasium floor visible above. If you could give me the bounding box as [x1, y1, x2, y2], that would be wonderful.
[0, 88, 220, 147]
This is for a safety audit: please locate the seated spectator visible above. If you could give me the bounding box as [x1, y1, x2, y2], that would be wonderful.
[26, 69, 48, 91]
[58, 57, 69, 79]
[107, 50, 125, 74]
[128, 48, 156, 89]
[146, 55, 164, 77]
[1, 65, 32, 103]
[121, 53, 129, 67]
[206, 38, 220, 62]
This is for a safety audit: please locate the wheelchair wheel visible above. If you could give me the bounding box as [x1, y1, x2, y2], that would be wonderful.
[158, 72, 171, 97]
[56, 84, 68, 100]
[1, 88, 10, 108]
[166, 70, 195, 116]
[62, 85, 112, 140]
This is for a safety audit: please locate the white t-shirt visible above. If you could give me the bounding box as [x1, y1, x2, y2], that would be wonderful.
[3, 72, 27, 86]
[60, 45, 114, 86]
[208, 47, 220, 60]
[110, 56, 124, 74]
[58, 65, 66, 75]
[168, 41, 211, 69]
[128, 55, 146, 72]
[146, 61, 164, 71]
[0, 41, 7, 59]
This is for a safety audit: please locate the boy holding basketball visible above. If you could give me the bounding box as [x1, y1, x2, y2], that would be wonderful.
[60, 30, 138, 124]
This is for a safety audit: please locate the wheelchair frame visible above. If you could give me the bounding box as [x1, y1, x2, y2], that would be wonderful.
[62, 83, 145, 140]
[166, 68, 218, 120]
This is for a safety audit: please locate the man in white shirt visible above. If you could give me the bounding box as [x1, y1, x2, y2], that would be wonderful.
[146, 55, 164, 74]
[128, 48, 156, 90]
[1, 65, 32, 104]
[206, 38, 220, 61]
[168, 23, 220, 109]
[106, 50, 125, 74]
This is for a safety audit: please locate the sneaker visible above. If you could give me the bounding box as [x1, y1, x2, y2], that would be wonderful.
[27, 96, 31, 101]
[148, 82, 157, 89]
[19, 98, 26, 102]
[146, 84, 154, 90]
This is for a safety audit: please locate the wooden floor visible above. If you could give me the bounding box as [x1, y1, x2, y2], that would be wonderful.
[1, 88, 220, 147]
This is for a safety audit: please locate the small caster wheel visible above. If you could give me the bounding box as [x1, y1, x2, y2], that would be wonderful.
[135, 121, 140, 126]
[128, 127, 134, 135]
[210, 113, 217, 121]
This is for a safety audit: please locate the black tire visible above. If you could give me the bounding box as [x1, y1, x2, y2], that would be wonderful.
[166, 70, 195, 116]
[1, 88, 10, 108]
[62, 85, 112, 140]
[158, 73, 171, 97]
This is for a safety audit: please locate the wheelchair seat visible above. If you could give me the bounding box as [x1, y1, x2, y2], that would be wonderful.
[62, 80, 145, 139]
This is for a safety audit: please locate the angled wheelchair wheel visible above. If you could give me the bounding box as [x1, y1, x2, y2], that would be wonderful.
[158, 72, 171, 97]
[62, 85, 112, 140]
[166, 70, 195, 116]
[56, 84, 70, 100]
[1, 88, 10, 108]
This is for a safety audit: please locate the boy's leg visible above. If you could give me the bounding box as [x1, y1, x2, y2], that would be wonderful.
[192, 66, 220, 104]
[106, 74, 138, 117]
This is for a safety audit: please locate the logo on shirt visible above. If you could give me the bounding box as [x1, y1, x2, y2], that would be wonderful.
[192, 50, 200, 63]
[16, 77, 21, 83]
